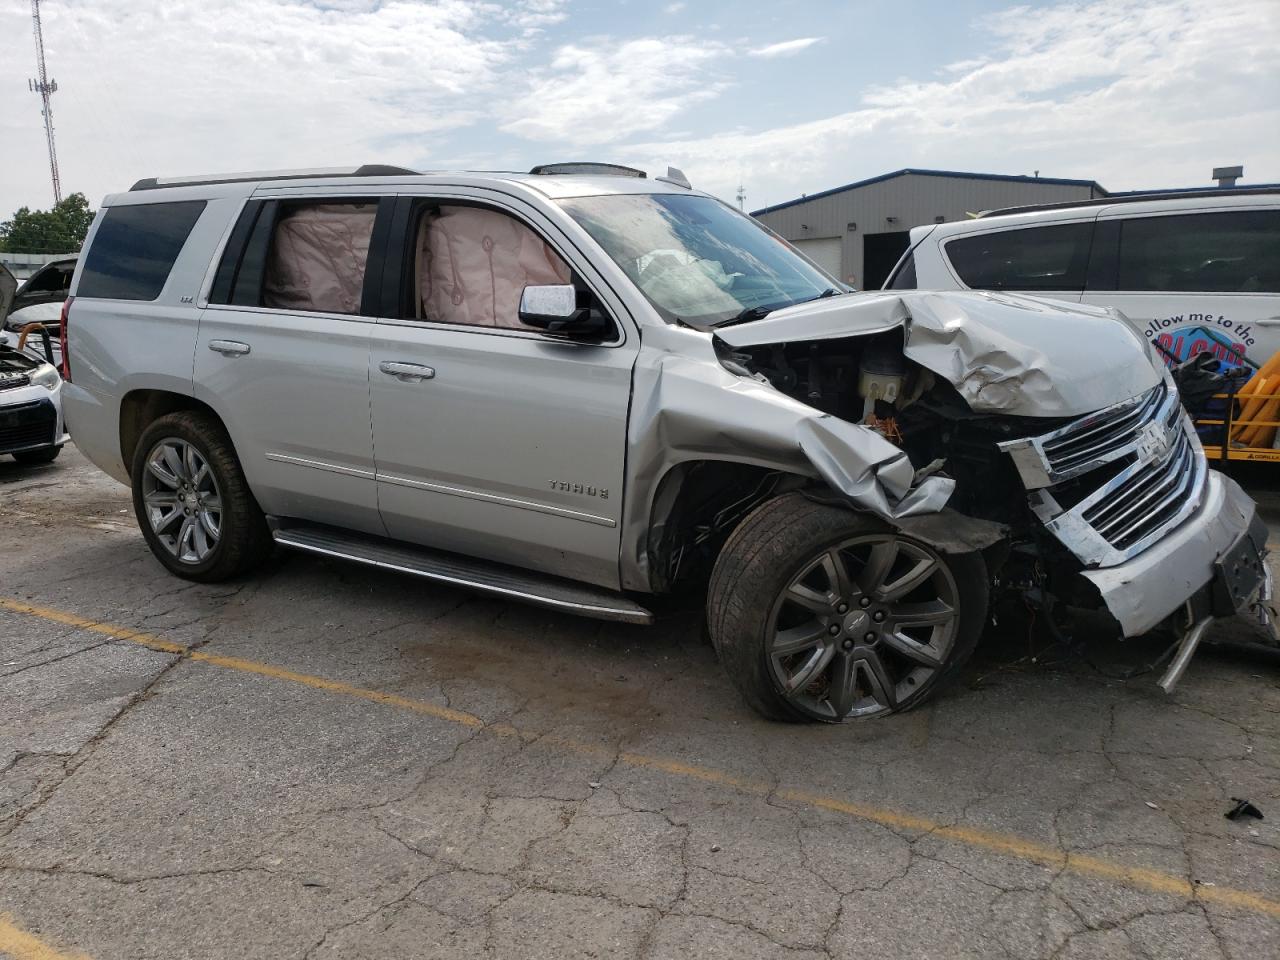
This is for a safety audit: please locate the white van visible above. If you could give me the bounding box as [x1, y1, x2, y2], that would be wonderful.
[886, 188, 1280, 371]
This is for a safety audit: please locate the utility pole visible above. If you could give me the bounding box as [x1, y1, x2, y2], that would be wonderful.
[28, 0, 62, 204]
[736, 184, 746, 210]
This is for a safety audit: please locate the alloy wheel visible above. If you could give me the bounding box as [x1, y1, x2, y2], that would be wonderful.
[140, 438, 223, 564]
[766, 534, 960, 720]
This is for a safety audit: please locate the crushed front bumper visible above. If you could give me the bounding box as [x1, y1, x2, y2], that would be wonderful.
[1080, 470, 1271, 637]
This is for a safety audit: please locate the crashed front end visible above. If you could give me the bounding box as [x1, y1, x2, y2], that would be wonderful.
[679, 290, 1275, 689]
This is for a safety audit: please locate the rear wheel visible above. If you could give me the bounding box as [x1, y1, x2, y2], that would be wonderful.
[13, 445, 61, 464]
[130, 411, 270, 582]
[708, 492, 987, 722]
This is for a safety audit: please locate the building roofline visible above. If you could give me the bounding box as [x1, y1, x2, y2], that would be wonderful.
[1102, 183, 1280, 197]
[750, 168, 1108, 217]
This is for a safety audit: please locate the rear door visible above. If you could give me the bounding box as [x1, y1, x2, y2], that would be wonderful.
[365, 189, 639, 589]
[1080, 203, 1280, 370]
[194, 189, 391, 534]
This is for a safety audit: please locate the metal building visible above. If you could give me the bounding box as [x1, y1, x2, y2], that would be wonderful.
[752, 168, 1107, 289]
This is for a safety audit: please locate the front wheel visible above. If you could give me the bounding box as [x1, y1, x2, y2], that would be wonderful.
[130, 411, 270, 582]
[708, 493, 988, 723]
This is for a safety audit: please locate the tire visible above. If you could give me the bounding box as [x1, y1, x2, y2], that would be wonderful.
[130, 410, 270, 582]
[13, 444, 61, 464]
[707, 492, 987, 723]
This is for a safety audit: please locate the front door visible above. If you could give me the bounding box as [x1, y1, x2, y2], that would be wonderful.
[194, 194, 390, 534]
[366, 194, 638, 588]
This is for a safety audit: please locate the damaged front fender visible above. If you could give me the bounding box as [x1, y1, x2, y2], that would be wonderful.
[619, 325, 954, 591]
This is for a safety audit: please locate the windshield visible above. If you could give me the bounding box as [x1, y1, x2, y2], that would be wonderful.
[558, 193, 840, 327]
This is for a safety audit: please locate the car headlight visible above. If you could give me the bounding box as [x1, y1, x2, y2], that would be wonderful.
[29, 363, 61, 391]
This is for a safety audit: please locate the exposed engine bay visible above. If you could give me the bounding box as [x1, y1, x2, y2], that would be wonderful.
[0, 341, 43, 383]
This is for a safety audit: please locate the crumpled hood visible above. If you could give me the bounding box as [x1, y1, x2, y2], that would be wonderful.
[714, 290, 1161, 418]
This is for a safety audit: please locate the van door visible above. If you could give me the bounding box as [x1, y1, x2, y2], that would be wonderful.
[1081, 206, 1280, 370]
[365, 193, 638, 589]
[194, 195, 392, 534]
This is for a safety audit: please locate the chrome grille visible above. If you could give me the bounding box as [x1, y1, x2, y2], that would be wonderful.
[1041, 382, 1174, 479]
[1003, 380, 1209, 567]
[1074, 421, 1204, 554]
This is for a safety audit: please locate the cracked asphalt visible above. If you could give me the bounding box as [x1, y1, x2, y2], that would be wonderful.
[2, 446, 1279, 960]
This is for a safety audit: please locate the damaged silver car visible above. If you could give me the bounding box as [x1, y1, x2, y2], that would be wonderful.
[61, 163, 1277, 723]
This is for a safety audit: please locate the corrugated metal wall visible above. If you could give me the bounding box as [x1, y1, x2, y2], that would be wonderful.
[755, 174, 1102, 287]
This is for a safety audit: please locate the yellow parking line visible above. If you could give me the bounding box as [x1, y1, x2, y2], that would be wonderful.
[0, 915, 89, 960]
[4, 596, 1279, 921]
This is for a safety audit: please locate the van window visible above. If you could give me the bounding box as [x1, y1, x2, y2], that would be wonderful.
[1114, 210, 1280, 293]
[886, 251, 917, 289]
[262, 202, 377, 314]
[944, 222, 1092, 292]
[77, 201, 206, 300]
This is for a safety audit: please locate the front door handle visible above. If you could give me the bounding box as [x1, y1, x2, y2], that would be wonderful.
[1254, 316, 1280, 327]
[379, 360, 436, 382]
[209, 340, 251, 356]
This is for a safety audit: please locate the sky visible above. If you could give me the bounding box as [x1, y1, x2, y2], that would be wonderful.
[0, 0, 1277, 220]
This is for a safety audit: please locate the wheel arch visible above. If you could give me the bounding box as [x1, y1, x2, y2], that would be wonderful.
[642, 457, 812, 594]
[119, 389, 224, 473]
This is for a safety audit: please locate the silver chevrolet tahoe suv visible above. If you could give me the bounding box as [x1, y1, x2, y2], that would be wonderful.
[61, 162, 1276, 723]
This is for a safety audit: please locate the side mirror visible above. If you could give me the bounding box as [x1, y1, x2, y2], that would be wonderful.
[518, 284, 608, 338]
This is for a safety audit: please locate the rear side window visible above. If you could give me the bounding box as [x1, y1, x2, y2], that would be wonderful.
[1115, 210, 1280, 293]
[944, 222, 1093, 292]
[261, 202, 377, 314]
[886, 251, 917, 289]
[77, 201, 206, 300]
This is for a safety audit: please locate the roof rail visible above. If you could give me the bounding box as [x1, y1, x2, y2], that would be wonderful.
[529, 162, 646, 178]
[129, 164, 419, 191]
[978, 185, 1280, 218]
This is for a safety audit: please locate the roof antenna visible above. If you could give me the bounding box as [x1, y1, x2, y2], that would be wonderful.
[655, 166, 692, 189]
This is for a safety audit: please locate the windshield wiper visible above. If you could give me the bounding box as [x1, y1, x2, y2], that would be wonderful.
[717, 289, 843, 328]
[719, 305, 775, 327]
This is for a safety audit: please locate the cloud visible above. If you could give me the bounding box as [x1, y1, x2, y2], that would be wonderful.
[748, 37, 823, 58]
[1, 0, 1274, 220]
[663, 2, 686, 12]
[0, 0, 540, 211]
[618, 0, 1280, 206]
[498, 36, 729, 143]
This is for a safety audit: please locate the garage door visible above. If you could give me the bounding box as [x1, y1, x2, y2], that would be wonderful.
[792, 237, 843, 280]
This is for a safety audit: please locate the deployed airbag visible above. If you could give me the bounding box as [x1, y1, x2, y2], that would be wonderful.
[263, 203, 377, 314]
[420, 206, 571, 328]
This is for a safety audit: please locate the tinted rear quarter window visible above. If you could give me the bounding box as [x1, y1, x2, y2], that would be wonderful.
[77, 201, 206, 300]
[886, 251, 917, 289]
[1115, 210, 1280, 293]
[944, 222, 1093, 292]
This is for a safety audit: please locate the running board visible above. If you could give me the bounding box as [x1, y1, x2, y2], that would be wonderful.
[271, 521, 654, 625]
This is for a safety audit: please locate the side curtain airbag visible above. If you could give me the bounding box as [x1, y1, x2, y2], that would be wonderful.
[263, 203, 377, 314]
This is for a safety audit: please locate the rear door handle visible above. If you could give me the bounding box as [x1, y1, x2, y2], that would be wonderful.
[1254, 316, 1280, 327]
[209, 340, 251, 356]
[379, 360, 436, 382]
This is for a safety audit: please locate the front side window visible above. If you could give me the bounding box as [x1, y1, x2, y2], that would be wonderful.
[262, 202, 377, 314]
[559, 193, 836, 327]
[411, 204, 572, 328]
[1115, 210, 1280, 293]
[77, 201, 206, 300]
[944, 222, 1093, 292]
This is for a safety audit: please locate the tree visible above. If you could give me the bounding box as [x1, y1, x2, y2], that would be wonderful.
[0, 193, 95, 253]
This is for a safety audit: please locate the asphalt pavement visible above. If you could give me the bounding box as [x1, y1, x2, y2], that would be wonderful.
[1, 445, 1277, 959]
